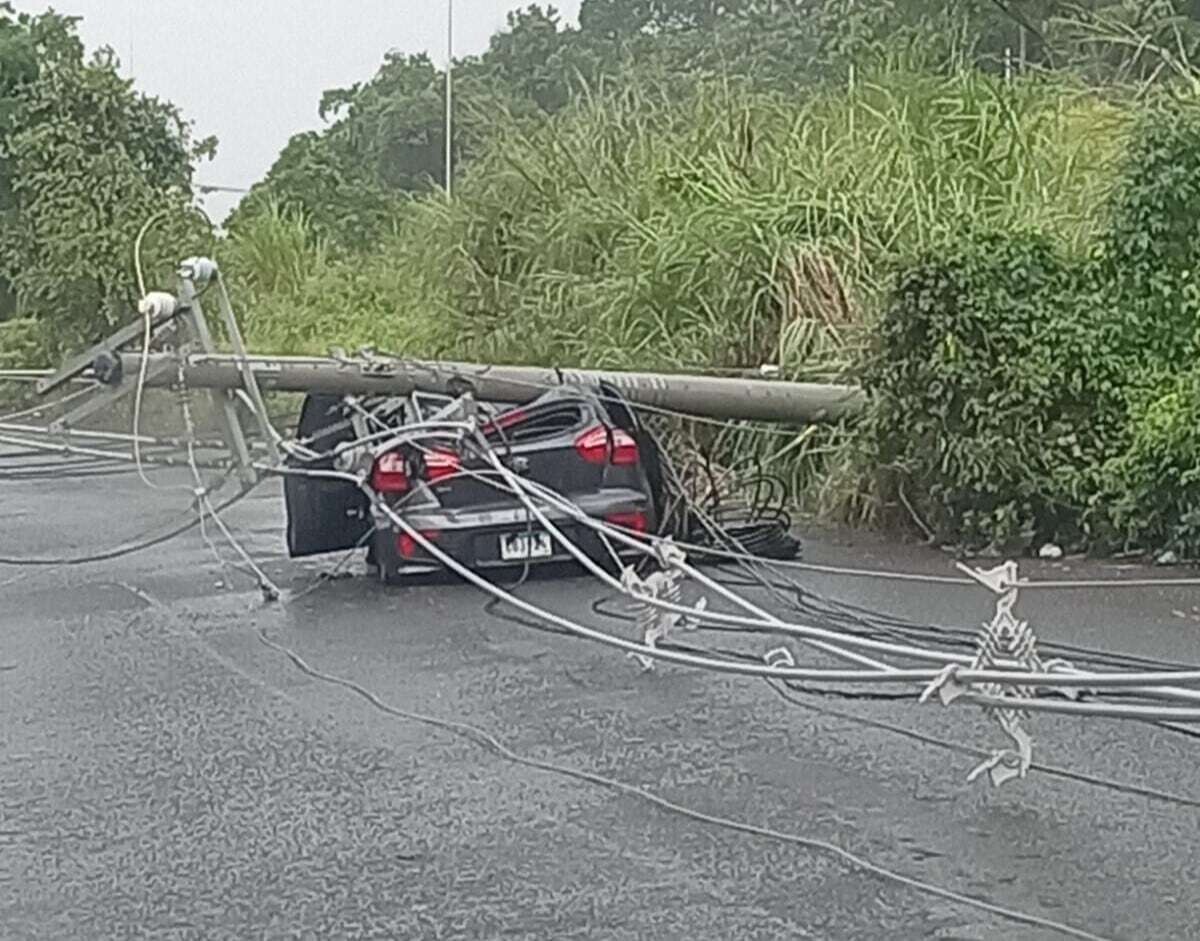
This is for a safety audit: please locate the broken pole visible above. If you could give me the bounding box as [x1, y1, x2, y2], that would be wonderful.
[103, 352, 866, 425]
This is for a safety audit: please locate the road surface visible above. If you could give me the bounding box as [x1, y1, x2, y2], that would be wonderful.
[2, 447, 1198, 939]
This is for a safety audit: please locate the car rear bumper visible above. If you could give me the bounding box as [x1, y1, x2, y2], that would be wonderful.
[372, 488, 652, 579]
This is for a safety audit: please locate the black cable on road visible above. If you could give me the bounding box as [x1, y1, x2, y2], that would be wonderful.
[0, 478, 253, 567]
[256, 626, 1113, 941]
[766, 681, 1200, 811]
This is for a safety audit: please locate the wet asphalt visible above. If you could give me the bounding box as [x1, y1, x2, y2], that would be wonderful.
[2, 446, 1199, 940]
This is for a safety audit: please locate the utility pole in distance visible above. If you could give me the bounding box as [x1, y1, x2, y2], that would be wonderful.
[445, 0, 454, 199]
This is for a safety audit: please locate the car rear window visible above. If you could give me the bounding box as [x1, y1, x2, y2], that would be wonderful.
[485, 401, 588, 445]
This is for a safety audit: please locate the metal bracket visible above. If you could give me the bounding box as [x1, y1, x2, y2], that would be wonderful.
[176, 276, 256, 487]
[208, 266, 279, 465]
[620, 546, 704, 671]
[35, 293, 182, 395]
[925, 560, 1045, 788]
[50, 355, 176, 433]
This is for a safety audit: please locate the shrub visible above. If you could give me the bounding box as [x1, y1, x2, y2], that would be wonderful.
[0, 316, 52, 367]
[862, 230, 1126, 549]
[1103, 94, 1200, 369]
[1103, 367, 1200, 556]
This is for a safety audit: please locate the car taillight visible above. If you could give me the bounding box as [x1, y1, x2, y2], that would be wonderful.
[370, 452, 409, 493]
[397, 529, 440, 559]
[424, 448, 461, 483]
[611, 428, 639, 465]
[574, 425, 639, 466]
[604, 510, 648, 533]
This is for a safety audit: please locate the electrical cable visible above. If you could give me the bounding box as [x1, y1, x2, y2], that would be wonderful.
[471, 461, 1200, 704]
[131, 212, 178, 493]
[689, 547, 1200, 590]
[0, 383, 97, 423]
[579, 594, 1200, 806]
[599, 439, 1200, 677]
[275, 414, 1200, 701]
[706, 566, 1200, 674]
[0, 472, 252, 567]
[263, 386, 1200, 721]
[764, 681, 1200, 810]
[256, 626, 1114, 941]
[265, 461, 1200, 721]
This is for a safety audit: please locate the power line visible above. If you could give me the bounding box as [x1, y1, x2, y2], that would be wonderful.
[196, 183, 250, 194]
[257, 627, 1114, 941]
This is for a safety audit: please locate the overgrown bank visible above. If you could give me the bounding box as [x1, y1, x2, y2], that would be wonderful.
[226, 70, 1200, 557]
[867, 93, 1200, 555]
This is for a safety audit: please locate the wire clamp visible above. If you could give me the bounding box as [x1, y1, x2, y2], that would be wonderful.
[918, 663, 970, 705]
[651, 536, 688, 570]
[966, 726, 1033, 787]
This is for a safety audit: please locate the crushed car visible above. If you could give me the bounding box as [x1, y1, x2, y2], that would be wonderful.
[283, 384, 665, 583]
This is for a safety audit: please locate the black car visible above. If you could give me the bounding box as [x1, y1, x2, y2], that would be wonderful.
[283, 384, 663, 583]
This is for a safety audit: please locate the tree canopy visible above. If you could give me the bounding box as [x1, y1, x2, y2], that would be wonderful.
[0, 4, 212, 348]
[228, 1, 1200, 249]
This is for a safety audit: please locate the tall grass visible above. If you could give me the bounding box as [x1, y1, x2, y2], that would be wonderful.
[239, 70, 1129, 366]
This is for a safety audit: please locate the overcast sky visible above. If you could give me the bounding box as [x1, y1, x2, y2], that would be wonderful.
[14, 2, 583, 219]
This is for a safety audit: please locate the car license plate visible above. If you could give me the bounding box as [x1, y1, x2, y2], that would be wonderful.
[500, 531, 552, 561]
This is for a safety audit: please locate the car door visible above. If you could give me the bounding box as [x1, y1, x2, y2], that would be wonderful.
[283, 393, 373, 557]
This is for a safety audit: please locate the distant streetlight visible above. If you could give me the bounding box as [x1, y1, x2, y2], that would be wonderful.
[445, 0, 453, 199]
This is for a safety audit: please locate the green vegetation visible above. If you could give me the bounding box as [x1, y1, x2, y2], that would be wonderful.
[9, 1, 1200, 555]
[0, 5, 213, 357]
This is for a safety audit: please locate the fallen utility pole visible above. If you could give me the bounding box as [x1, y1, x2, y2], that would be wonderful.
[102, 352, 866, 425]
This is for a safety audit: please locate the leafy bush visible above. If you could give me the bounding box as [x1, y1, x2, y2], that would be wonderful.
[863, 230, 1127, 549]
[1102, 94, 1200, 369]
[862, 91, 1200, 553]
[0, 316, 50, 367]
[1103, 368, 1200, 555]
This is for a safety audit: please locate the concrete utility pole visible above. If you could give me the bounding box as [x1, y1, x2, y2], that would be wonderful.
[103, 352, 867, 425]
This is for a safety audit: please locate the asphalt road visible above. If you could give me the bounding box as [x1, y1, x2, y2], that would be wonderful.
[3, 446, 1199, 940]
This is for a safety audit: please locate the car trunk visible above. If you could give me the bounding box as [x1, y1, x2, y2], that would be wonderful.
[415, 398, 609, 511]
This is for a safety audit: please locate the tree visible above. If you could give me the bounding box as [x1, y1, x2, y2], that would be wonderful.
[231, 0, 1200, 254]
[228, 9, 588, 247]
[0, 5, 214, 350]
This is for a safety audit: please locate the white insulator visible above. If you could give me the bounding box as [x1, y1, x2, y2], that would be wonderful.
[179, 256, 218, 284]
[137, 291, 177, 319]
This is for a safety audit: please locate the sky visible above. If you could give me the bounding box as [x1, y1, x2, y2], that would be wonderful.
[14, 1, 583, 220]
